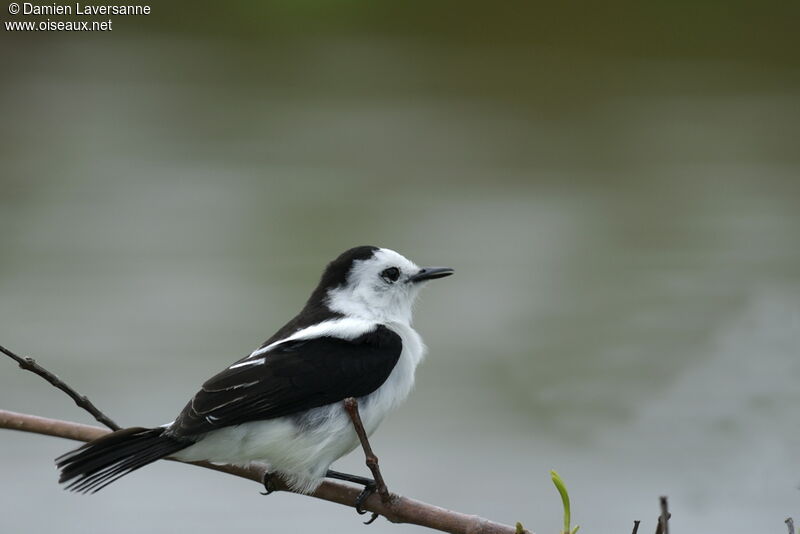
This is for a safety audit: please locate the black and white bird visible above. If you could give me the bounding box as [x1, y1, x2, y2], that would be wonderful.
[57, 246, 453, 500]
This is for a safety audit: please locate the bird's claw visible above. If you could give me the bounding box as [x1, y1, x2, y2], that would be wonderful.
[355, 482, 374, 513]
[260, 471, 276, 496]
[355, 483, 379, 524]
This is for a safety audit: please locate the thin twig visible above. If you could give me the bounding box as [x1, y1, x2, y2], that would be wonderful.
[631, 520, 640, 534]
[657, 496, 669, 534]
[0, 344, 120, 430]
[0, 409, 530, 534]
[343, 397, 390, 502]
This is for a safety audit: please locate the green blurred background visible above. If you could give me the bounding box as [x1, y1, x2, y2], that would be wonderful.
[2, 2, 800, 533]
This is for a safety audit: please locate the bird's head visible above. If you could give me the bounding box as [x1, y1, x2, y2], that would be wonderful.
[307, 246, 453, 325]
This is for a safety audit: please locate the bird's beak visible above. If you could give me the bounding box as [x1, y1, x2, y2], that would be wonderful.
[407, 267, 455, 283]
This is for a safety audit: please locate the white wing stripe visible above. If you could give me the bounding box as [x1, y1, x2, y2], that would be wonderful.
[248, 317, 375, 358]
[229, 358, 265, 369]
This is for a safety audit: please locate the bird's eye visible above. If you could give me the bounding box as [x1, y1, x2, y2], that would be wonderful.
[380, 267, 400, 283]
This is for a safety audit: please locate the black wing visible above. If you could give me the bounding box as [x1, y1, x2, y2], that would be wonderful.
[168, 325, 402, 438]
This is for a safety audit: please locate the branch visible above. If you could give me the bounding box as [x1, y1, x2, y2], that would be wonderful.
[0, 409, 528, 534]
[1, 343, 531, 534]
[0, 345, 120, 430]
[655, 497, 670, 534]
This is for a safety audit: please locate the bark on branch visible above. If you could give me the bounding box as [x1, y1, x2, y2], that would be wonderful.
[0, 344, 120, 430]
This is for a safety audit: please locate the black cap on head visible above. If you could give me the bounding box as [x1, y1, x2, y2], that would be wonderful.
[306, 245, 379, 307]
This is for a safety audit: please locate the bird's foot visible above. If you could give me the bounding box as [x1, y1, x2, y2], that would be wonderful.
[325, 469, 380, 524]
[260, 471, 277, 495]
[355, 482, 379, 524]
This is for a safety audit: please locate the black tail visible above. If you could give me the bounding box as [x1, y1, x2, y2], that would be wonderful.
[56, 427, 191, 493]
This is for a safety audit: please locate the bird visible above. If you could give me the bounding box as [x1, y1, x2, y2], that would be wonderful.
[56, 245, 454, 507]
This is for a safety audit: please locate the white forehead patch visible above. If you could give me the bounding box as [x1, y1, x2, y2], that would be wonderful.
[326, 247, 421, 323]
[344, 248, 419, 285]
[371, 248, 418, 274]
